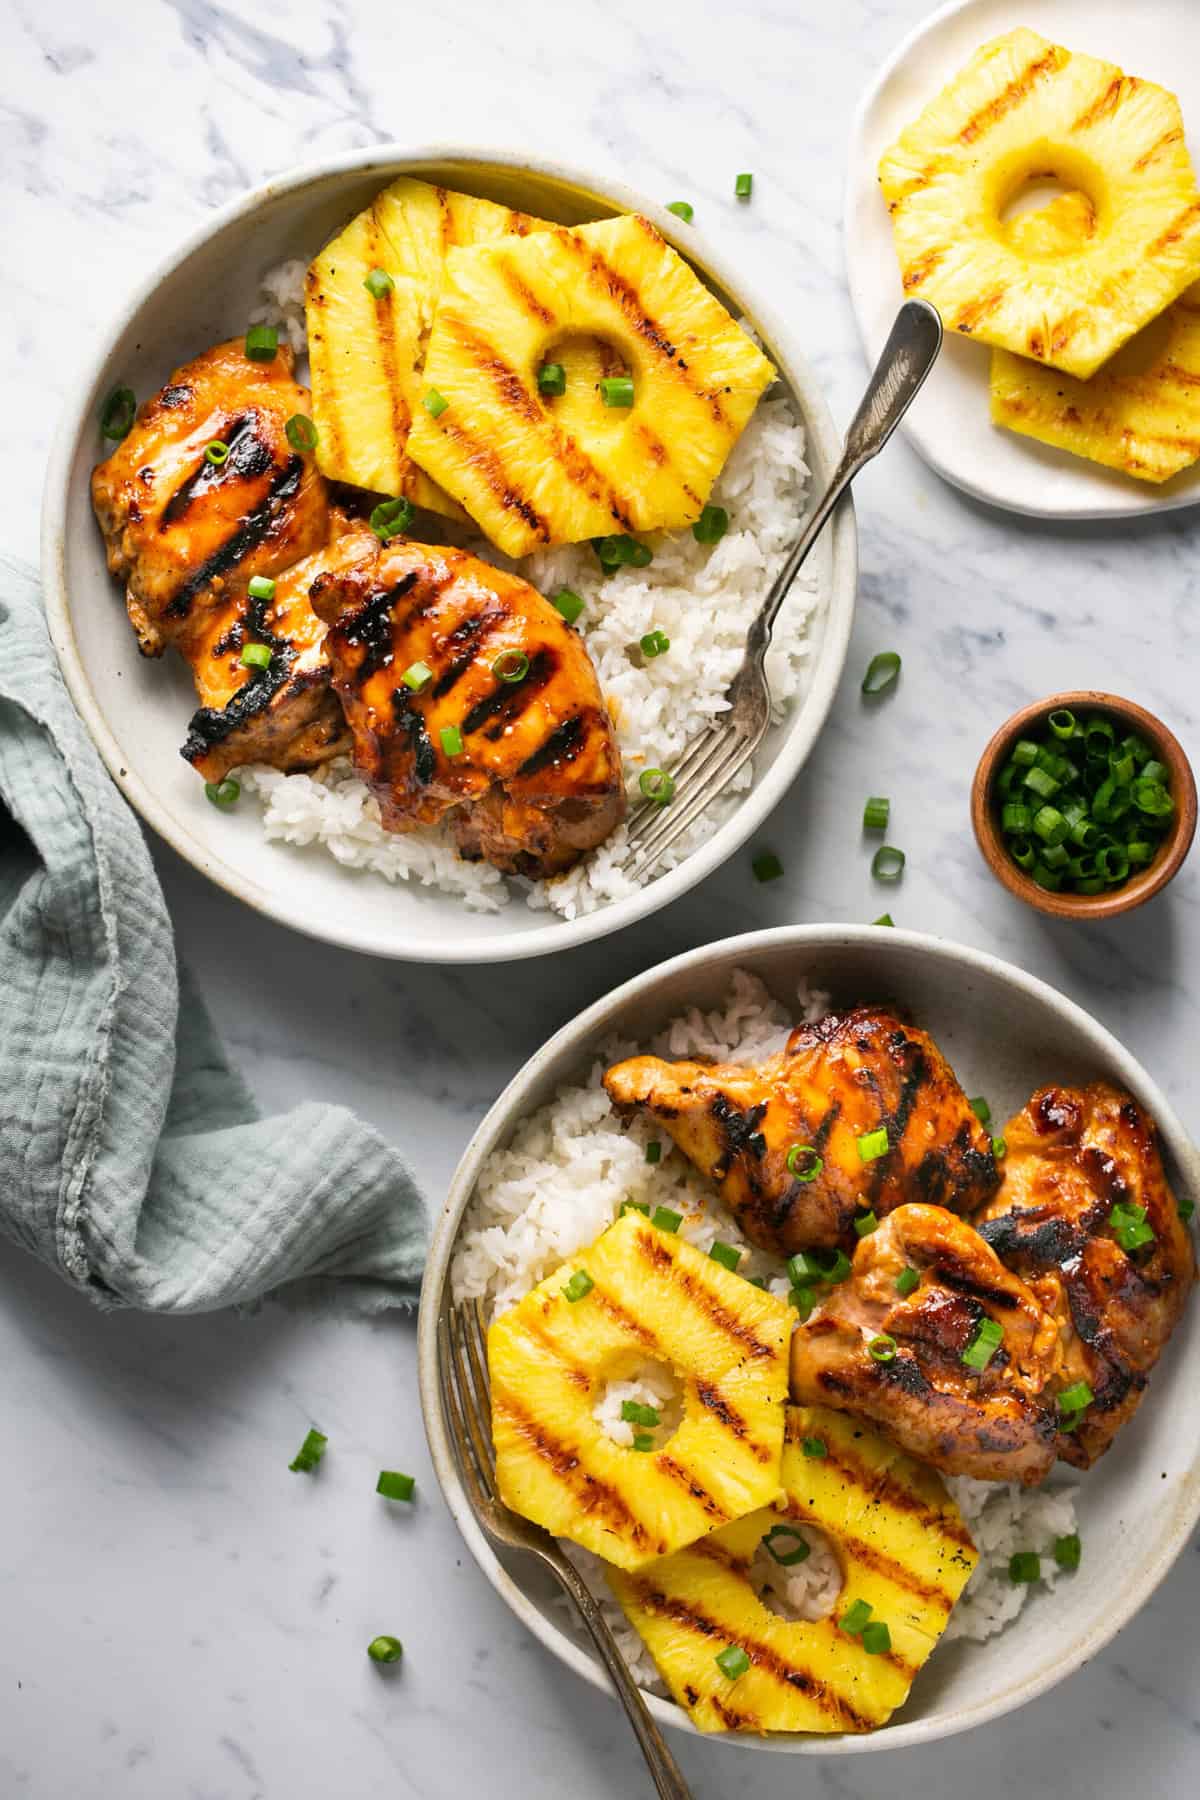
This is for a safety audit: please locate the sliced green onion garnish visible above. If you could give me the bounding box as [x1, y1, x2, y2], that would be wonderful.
[861, 651, 901, 695]
[840, 1599, 873, 1636]
[1110, 1201, 1155, 1252]
[593, 534, 653, 572]
[204, 439, 230, 466]
[970, 1096, 991, 1125]
[552, 587, 584, 624]
[1009, 836, 1036, 870]
[401, 660, 432, 691]
[367, 1635, 403, 1664]
[709, 1241, 742, 1272]
[790, 1285, 815, 1319]
[369, 496, 413, 542]
[493, 649, 530, 683]
[786, 1143, 823, 1182]
[861, 1621, 892, 1656]
[895, 1266, 920, 1298]
[376, 1470, 416, 1502]
[873, 913, 895, 926]
[715, 1644, 749, 1680]
[1133, 778, 1173, 818]
[1179, 1196, 1195, 1223]
[863, 796, 890, 832]
[652, 1206, 682, 1233]
[1054, 1533, 1081, 1571]
[537, 362, 566, 397]
[289, 1428, 327, 1473]
[240, 642, 272, 670]
[871, 845, 905, 882]
[753, 851, 783, 882]
[992, 1135, 1007, 1159]
[763, 1525, 810, 1567]
[423, 388, 449, 418]
[1058, 1381, 1093, 1417]
[1008, 1551, 1040, 1584]
[364, 267, 395, 298]
[620, 1200, 651, 1219]
[1012, 739, 1040, 766]
[667, 201, 694, 223]
[99, 386, 136, 440]
[631, 1431, 655, 1451]
[867, 1333, 897, 1363]
[440, 725, 464, 758]
[1140, 758, 1167, 786]
[692, 504, 729, 544]
[1048, 708, 1076, 738]
[961, 1316, 1003, 1371]
[640, 629, 671, 658]
[205, 777, 240, 810]
[735, 172, 753, 199]
[857, 1127, 888, 1164]
[1032, 861, 1063, 892]
[247, 574, 277, 600]
[639, 768, 675, 804]
[285, 412, 318, 452]
[562, 1269, 594, 1302]
[645, 1140, 662, 1164]
[244, 322, 278, 361]
[802, 1436, 827, 1458]
[854, 1210, 878, 1238]
[600, 376, 635, 408]
[621, 1400, 660, 1427]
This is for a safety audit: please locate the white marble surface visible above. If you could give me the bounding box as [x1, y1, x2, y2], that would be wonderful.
[3, 0, 1200, 1794]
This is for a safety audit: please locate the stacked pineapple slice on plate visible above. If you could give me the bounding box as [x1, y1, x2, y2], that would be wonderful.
[487, 1211, 977, 1736]
[878, 28, 1200, 483]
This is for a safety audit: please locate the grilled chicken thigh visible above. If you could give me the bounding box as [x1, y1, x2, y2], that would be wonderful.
[310, 541, 624, 876]
[789, 1204, 1062, 1485]
[604, 1008, 1000, 1256]
[976, 1082, 1195, 1469]
[91, 339, 330, 660]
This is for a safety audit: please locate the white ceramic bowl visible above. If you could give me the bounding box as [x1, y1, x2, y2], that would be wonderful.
[41, 147, 856, 964]
[418, 924, 1200, 1753]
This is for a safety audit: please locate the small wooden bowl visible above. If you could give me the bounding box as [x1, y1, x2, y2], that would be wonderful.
[971, 691, 1197, 920]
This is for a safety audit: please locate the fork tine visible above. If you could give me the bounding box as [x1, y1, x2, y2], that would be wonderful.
[462, 1300, 496, 1476]
[624, 723, 725, 837]
[626, 734, 759, 878]
[627, 728, 735, 844]
[451, 1304, 499, 1497]
[439, 1309, 490, 1514]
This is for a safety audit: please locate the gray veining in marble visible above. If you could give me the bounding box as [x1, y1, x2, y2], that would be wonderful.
[3, 0, 1199, 1794]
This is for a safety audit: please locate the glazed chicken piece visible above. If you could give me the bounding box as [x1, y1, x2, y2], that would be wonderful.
[180, 517, 374, 782]
[604, 1007, 1000, 1256]
[309, 540, 624, 877]
[91, 339, 329, 659]
[789, 1204, 1062, 1485]
[976, 1082, 1195, 1469]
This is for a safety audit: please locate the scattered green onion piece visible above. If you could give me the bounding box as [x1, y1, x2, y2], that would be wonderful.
[1008, 1552, 1040, 1585]
[1048, 708, 1076, 739]
[861, 1621, 892, 1656]
[401, 660, 432, 692]
[99, 386, 136, 440]
[895, 1267, 920, 1298]
[645, 1140, 662, 1165]
[551, 587, 584, 625]
[204, 439, 230, 466]
[692, 503, 728, 544]
[1097, 844, 1130, 884]
[423, 388, 449, 418]
[753, 850, 784, 883]
[863, 796, 890, 832]
[1023, 765, 1059, 800]
[593, 533, 653, 571]
[1109, 751, 1136, 786]
[652, 1206, 682, 1233]
[868, 1333, 897, 1364]
[1058, 1381, 1094, 1417]
[857, 1127, 889, 1164]
[376, 1471, 415, 1502]
[715, 1645, 750, 1680]
[285, 413, 318, 452]
[992, 1136, 1007, 1159]
[621, 1400, 660, 1427]
[840, 1599, 873, 1636]
[747, 1276, 767, 1289]
[709, 1241, 742, 1272]
[873, 912, 895, 926]
[205, 777, 240, 810]
[1054, 1533, 1081, 1571]
[364, 267, 394, 299]
[1140, 758, 1167, 786]
[763, 1526, 811, 1567]
[871, 846, 905, 882]
[537, 361, 566, 396]
[1032, 804, 1068, 846]
[240, 642, 272, 670]
[367, 1635, 403, 1664]
[1084, 718, 1114, 749]
[1001, 802, 1033, 833]
[369, 497, 413, 542]
[493, 649, 530, 683]
[1109, 1201, 1155, 1253]
[244, 322, 278, 361]
[600, 376, 635, 407]
[961, 1316, 1003, 1371]
[788, 1252, 823, 1286]
[970, 1096, 992, 1125]
[790, 1286, 815, 1320]
[247, 574, 276, 600]
[802, 1437, 827, 1459]
[1133, 779, 1173, 818]
[1040, 843, 1070, 871]
[620, 1201, 651, 1219]
[640, 629, 671, 658]
[861, 651, 901, 695]
[632, 1432, 655, 1452]
[562, 1269, 594, 1302]
[1091, 775, 1130, 823]
[1032, 862, 1063, 892]
[735, 172, 753, 199]
[1126, 839, 1156, 867]
[440, 725, 464, 758]
[820, 1248, 852, 1285]
[289, 1428, 327, 1473]
[639, 768, 675, 804]
[1009, 836, 1036, 871]
[854, 1210, 879, 1238]
[1179, 1196, 1195, 1223]
[786, 1143, 823, 1182]
[666, 201, 694, 223]
[1011, 739, 1040, 767]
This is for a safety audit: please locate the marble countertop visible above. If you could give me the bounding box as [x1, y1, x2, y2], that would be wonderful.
[4, 0, 1200, 1793]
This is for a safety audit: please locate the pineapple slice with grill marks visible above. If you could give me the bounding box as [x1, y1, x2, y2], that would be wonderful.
[878, 28, 1200, 378]
[608, 1405, 978, 1735]
[990, 197, 1200, 482]
[305, 178, 552, 513]
[406, 213, 776, 557]
[487, 1211, 791, 1571]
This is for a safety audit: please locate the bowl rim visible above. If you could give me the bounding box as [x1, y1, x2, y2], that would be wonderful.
[970, 689, 1198, 920]
[417, 921, 1200, 1754]
[39, 142, 857, 965]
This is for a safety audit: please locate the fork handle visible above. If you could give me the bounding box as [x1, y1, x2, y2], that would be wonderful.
[760, 297, 943, 639]
[542, 1551, 694, 1799]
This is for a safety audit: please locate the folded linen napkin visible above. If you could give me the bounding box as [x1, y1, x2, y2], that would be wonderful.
[0, 552, 427, 1313]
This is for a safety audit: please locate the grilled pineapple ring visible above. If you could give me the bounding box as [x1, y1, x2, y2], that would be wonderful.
[879, 28, 1200, 378]
[608, 1406, 978, 1735]
[407, 213, 776, 558]
[487, 1212, 791, 1571]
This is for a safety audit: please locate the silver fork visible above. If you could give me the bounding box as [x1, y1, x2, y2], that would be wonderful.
[623, 297, 944, 882]
[439, 1298, 693, 1800]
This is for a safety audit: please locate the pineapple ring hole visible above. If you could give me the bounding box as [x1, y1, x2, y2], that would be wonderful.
[749, 1521, 844, 1624]
[593, 1360, 684, 1452]
[989, 145, 1108, 256]
[535, 331, 638, 438]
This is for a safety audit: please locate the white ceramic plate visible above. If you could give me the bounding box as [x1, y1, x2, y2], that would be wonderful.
[846, 0, 1200, 519]
[419, 925, 1200, 1753]
[41, 147, 856, 964]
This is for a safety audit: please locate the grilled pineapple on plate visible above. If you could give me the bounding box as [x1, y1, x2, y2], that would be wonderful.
[608, 1405, 978, 1735]
[305, 178, 551, 512]
[879, 28, 1200, 377]
[990, 197, 1200, 481]
[487, 1211, 791, 1571]
[406, 214, 776, 557]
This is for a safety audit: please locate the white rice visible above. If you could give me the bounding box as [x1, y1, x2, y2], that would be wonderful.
[452, 970, 1081, 1695]
[244, 263, 817, 918]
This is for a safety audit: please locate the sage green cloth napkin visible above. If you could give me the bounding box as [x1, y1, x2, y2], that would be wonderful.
[0, 552, 427, 1313]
